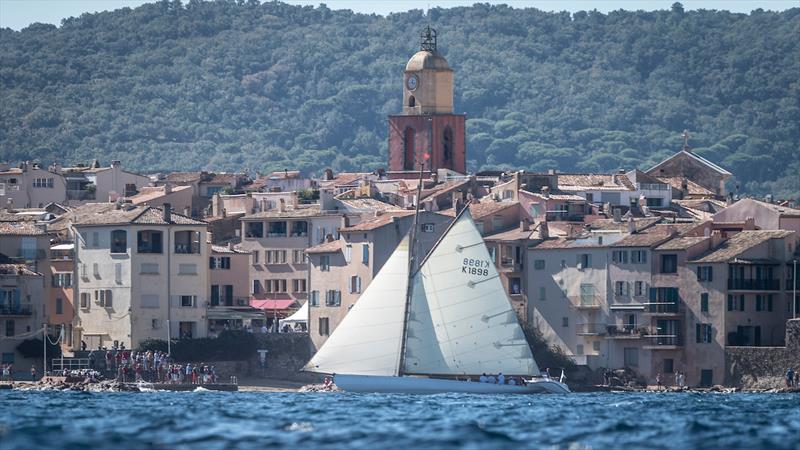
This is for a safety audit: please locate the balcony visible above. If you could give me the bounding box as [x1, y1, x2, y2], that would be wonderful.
[643, 302, 680, 316]
[576, 323, 607, 336]
[571, 295, 602, 310]
[0, 305, 33, 316]
[605, 325, 645, 339]
[728, 279, 780, 291]
[643, 333, 683, 349]
[210, 296, 250, 307]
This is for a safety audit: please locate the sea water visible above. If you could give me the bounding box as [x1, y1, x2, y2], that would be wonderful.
[0, 391, 798, 449]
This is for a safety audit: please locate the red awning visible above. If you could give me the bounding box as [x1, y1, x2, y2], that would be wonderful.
[250, 299, 297, 311]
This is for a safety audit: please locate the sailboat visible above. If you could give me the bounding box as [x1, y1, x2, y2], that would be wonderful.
[304, 205, 570, 394]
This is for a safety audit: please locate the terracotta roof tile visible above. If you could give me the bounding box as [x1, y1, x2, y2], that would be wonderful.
[440, 201, 518, 220]
[0, 221, 46, 236]
[64, 203, 205, 226]
[129, 185, 192, 204]
[656, 177, 716, 196]
[654, 236, 709, 251]
[305, 239, 343, 254]
[557, 173, 636, 192]
[587, 217, 661, 232]
[0, 264, 40, 276]
[340, 211, 415, 232]
[691, 230, 795, 263]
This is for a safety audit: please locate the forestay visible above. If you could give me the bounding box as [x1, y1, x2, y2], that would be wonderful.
[401, 209, 539, 376]
[304, 238, 410, 376]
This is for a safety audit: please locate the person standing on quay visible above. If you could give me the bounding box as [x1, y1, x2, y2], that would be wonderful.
[786, 368, 795, 388]
[30, 365, 37, 381]
[655, 372, 663, 391]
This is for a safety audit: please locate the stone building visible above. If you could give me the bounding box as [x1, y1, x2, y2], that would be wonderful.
[646, 139, 732, 198]
[388, 27, 466, 174]
[305, 210, 450, 350]
[0, 258, 45, 378]
[0, 162, 67, 209]
[71, 203, 210, 348]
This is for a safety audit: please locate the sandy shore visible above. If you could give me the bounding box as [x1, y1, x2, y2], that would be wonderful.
[236, 377, 307, 392]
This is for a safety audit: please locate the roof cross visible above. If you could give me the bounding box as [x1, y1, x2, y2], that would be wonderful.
[682, 130, 691, 151]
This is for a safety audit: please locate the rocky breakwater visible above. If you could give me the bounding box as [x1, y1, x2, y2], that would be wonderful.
[15, 379, 140, 392]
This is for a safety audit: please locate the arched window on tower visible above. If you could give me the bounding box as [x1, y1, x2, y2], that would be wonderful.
[404, 127, 416, 171]
[442, 126, 454, 166]
[408, 96, 416, 108]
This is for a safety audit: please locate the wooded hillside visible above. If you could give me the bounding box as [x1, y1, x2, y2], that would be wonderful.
[1, 1, 798, 198]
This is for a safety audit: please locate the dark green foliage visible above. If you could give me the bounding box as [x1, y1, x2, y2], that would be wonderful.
[137, 330, 257, 362]
[1, 2, 797, 198]
[138, 338, 169, 353]
[522, 322, 576, 373]
[16, 338, 62, 359]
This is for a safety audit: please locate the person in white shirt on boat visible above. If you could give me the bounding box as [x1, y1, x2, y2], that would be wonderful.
[497, 373, 505, 385]
[487, 374, 496, 384]
[479, 373, 488, 383]
[508, 377, 517, 386]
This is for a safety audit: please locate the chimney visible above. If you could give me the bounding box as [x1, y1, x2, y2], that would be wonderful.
[49, 163, 62, 174]
[184, 206, 191, 217]
[291, 192, 299, 209]
[627, 216, 636, 234]
[539, 221, 549, 239]
[324, 168, 334, 181]
[541, 186, 550, 198]
[164, 183, 172, 194]
[520, 218, 530, 232]
[278, 198, 286, 213]
[162, 203, 171, 223]
[681, 178, 689, 191]
[613, 208, 622, 223]
[228, 242, 233, 250]
[111, 160, 121, 169]
[744, 217, 756, 230]
[711, 230, 724, 248]
[91, 159, 100, 169]
[212, 193, 222, 217]
[342, 215, 350, 228]
[6, 198, 14, 213]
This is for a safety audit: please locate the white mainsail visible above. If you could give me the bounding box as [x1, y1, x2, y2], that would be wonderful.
[304, 238, 410, 375]
[401, 209, 540, 376]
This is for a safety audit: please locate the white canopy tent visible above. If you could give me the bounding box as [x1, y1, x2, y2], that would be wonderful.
[279, 301, 308, 325]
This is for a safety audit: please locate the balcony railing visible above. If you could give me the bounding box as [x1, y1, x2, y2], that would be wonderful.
[645, 302, 680, 314]
[0, 305, 33, 316]
[728, 279, 780, 291]
[571, 295, 603, 309]
[644, 333, 682, 347]
[605, 324, 645, 338]
[575, 323, 607, 335]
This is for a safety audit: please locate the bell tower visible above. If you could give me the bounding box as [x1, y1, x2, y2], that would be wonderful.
[388, 27, 466, 174]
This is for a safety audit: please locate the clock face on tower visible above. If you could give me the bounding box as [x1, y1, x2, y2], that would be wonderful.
[406, 74, 419, 91]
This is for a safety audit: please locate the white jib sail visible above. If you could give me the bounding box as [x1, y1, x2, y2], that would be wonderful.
[402, 209, 540, 376]
[304, 237, 410, 375]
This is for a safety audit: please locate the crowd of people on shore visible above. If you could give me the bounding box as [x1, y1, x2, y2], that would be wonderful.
[87, 348, 219, 384]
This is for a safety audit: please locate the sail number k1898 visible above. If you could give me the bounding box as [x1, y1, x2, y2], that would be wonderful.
[462, 258, 490, 276]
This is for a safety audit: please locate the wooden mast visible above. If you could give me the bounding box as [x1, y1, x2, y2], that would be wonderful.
[397, 159, 426, 376]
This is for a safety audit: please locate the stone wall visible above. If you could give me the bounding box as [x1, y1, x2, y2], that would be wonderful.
[189, 333, 316, 382]
[725, 319, 800, 389]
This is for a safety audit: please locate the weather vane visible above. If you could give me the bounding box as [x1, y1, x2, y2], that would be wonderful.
[420, 25, 437, 52]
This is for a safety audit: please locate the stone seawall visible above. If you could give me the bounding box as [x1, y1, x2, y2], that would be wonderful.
[725, 319, 800, 389]
[207, 333, 316, 382]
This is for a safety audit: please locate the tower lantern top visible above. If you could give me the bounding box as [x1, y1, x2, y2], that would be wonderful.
[420, 26, 437, 52]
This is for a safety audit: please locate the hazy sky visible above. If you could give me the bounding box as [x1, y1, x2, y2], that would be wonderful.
[1, 0, 796, 30]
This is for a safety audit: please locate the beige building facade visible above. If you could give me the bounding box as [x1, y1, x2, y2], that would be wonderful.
[72, 204, 209, 348]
